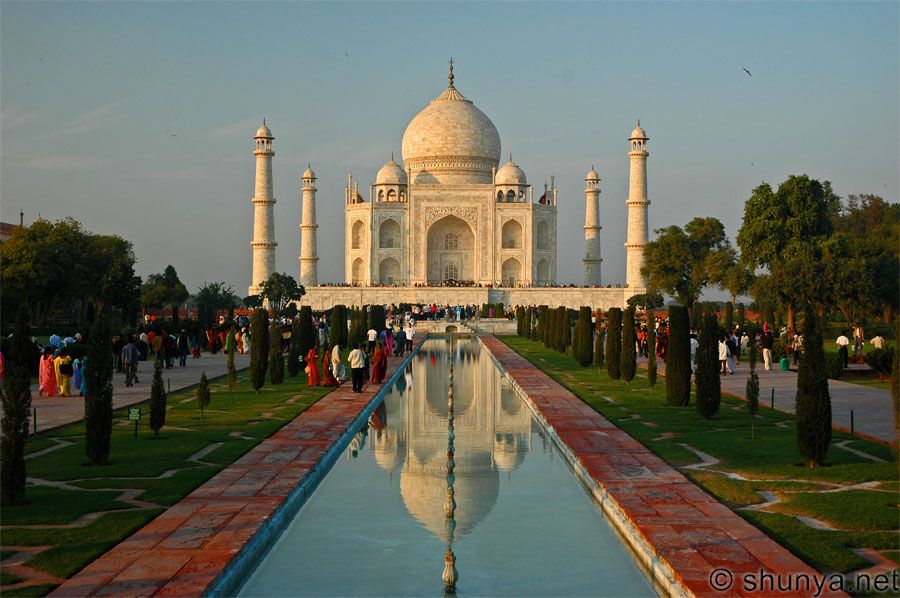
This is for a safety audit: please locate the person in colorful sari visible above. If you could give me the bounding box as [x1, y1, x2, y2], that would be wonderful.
[39, 348, 57, 396]
[322, 348, 338, 387]
[331, 344, 345, 382]
[305, 347, 321, 387]
[54, 350, 73, 397]
[370, 342, 387, 384]
[79, 355, 88, 396]
[205, 327, 215, 352]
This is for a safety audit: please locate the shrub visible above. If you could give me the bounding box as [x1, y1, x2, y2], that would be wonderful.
[296, 306, 317, 357]
[537, 306, 548, 344]
[695, 315, 721, 419]
[666, 305, 692, 406]
[269, 320, 284, 385]
[556, 306, 570, 354]
[249, 308, 268, 392]
[865, 347, 894, 377]
[796, 310, 831, 467]
[348, 307, 365, 349]
[543, 307, 555, 349]
[573, 307, 593, 366]
[736, 303, 746, 329]
[149, 358, 166, 439]
[85, 314, 114, 465]
[605, 308, 622, 380]
[329, 304, 348, 349]
[1, 309, 32, 504]
[824, 353, 843, 380]
[746, 323, 760, 439]
[516, 306, 525, 336]
[197, 372, 210, 419]
[620, 308, 636, 383]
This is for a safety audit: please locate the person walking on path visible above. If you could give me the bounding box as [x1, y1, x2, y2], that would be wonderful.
[39, 348, 57, 397]
[370, 342, 387, 384]
[836, 331, 850, 369]
[404, 323, 414, 353]
[394, 327, 406, 357]
[72, 357, 84, 396]
[348, 344, 366, 393]
[331, 344, 345, 382]
[366, 327, 377, 354]
[177, 330, 190, 367]
[791, 332, 804, 366]
[55, 350, 74, 397]
[852, 322, 865, 358]
[718, 334, 730, 375]
[305, 347, 321, 387]
[760, 329, 774, 371]
[122, 337, 141, 387]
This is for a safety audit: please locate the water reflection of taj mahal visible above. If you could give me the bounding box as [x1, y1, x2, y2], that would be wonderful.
[369, 341, 534, 542]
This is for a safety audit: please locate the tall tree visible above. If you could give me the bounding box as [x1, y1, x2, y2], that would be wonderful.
[647, 320, 658, 390]
[724, 302, 734, 332]
[746, 323, 760, 439]
[1, 310, 33, 504]
[226, 329, 237, 390]
[795, 310, 832, 467]
[287, 320, 302, 378]
[141, 265, 189, 321]
[737, 175, 839, 329]
[84, 314, 114, 465]
[197, 372, 211, 420]
[260, 272, 306, 316]
[296, 306, 317, 356]
[605, 308, 622, 380]
[329, 305, 348, 349]
[195, 282, 239, 326]
[250, 308, 268, 392]
[642, 217, 732, 315]
[149, 359, 167, 439]
[269, 320, 284, 385]
[620, 308, 637, 382]
[666, 305, 692, 406]
[556, 306, 570, 353]
[695, 315, 721, 419]
[593, 313, 605, 367]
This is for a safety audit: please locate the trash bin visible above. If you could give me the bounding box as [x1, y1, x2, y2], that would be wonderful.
[779, 358, 790, 371]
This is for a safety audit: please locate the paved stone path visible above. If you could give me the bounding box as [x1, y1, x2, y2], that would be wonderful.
[27, 353, 250, 433]
[639, 357, 895, 444]
[482, 337, 843, 597]
[50, 346, 417, 597]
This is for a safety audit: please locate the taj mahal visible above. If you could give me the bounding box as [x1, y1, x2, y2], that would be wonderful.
[248, 63, 652, 310]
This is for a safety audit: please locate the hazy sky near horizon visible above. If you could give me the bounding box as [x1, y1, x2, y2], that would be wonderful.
[2, 1, 897, 298]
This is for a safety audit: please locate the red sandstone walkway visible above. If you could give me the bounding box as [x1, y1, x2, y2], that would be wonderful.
[480, 336, 844, 597]
[50, 349, 415, 597]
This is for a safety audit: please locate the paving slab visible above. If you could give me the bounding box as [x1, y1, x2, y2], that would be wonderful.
[481, 336, 845, 598]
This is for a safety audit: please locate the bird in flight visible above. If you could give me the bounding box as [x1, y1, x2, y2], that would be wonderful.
[743, 67, 752, 77]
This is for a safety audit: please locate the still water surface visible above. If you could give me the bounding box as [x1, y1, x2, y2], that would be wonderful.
[240, 339, 654, 597]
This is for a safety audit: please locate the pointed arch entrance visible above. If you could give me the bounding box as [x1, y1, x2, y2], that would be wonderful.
[426, 215, 476, 284]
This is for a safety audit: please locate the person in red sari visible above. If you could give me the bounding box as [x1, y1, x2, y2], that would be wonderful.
[321, 348, 339, 387]
[370, 342, 387, 384]
[305, 347, 321, 387]
[38, 348, 57, 397]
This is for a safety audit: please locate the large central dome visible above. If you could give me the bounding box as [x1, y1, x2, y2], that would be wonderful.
[401, 70, 501, 185]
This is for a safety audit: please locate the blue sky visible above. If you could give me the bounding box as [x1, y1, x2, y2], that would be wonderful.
[2, 1, 897, 296]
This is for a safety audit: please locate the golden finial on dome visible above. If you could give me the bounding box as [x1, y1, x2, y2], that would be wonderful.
[448, 58, 455, 87]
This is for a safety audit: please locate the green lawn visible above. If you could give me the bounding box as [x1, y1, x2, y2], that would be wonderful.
[500, 336, 899, 576]
[0, 367, 332, 594]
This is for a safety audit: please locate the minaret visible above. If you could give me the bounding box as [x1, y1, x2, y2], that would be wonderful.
[583, 166, 602, 286]
[249, 120, 277, 296]
[625, 121, 649, 289]
[299, 164, 318, 288]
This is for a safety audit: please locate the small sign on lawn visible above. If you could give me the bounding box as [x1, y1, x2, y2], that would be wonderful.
[128, 408, 141, 421]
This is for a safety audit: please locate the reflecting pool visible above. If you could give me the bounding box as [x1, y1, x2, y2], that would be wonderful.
[239, 338, 654, 597]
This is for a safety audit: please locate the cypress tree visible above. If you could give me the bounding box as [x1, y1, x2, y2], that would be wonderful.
[287, 320, 302, 378]
[297, 306, 317, 358]
[330, 305, 348, 349]
[537, 306, 548, 343]
[250, 308, 268, 392]
[724, 302, 734, 333]
[763, 306, 776, 329]
[197, 372, 210, 420]
[892, 320, 899, 452]
[605, 308, 622, 380]
[795, 310, 831, 467]
[543, 308, 555, 348]
[574, 307, 593, 366]
[665, 305, 692, 406]
[736, 303, 746, 329]
[526, 308, 535, 340]
[1, 309, 32, 504]
[516, 306, 525, 336]
[593, 314, 605, 367]
[647, 319, 658, 389]
[149, 358, 166, 439]
[746, 323, 760, 439]
[347, 307, 364, 349]
[691, 300, 702, 331]
[269, 320, 284, 385]
[621, 308, 637, 383]
[556, 306, 569, 353]
[84, 313, 114, 465]
[695, 315, 721, 419]
[227, 329, 237, 390]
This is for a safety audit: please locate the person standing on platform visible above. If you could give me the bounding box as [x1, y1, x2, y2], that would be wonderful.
[348, 344, 366, 393]
[305, 347, 321, 387]
[371, 342, 387, 384]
